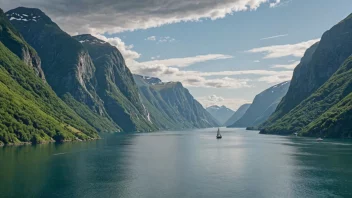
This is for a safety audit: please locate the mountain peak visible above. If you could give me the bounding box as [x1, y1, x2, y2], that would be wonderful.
[206, 105, 235, 126]
[134, 74, 163, 86]
[74, 34, 108, 45]
[6, 7, 51, 24]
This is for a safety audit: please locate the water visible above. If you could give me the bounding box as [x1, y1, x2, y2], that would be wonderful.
[1, 128, 352, 198]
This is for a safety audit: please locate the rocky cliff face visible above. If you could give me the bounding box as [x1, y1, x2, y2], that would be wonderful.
[74, 34, 156, 132]
[0, 9, 98, 145]
[262, 13, 352, 129]
[0, 9, 45, 80]
[6, 7, 119, 132]
[261, 13, 352, 137]
[229, 81, 290, 128]
[134, 75, 219, 129]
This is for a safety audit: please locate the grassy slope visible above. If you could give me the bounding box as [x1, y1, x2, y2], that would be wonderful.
[0, 42, 98, 145]
[261, 56, 352, 137]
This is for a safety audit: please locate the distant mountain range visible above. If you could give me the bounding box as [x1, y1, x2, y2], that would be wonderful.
[229, 81, 290, 128]
[0, 7, 217, 146]
[206, 105, 235, 126]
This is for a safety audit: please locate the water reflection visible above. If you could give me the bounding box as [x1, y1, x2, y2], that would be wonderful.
[1, 129, 352, 198]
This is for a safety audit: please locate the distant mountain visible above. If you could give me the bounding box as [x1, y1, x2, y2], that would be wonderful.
[224, 104, 251, 127]
[206, 105, 235, 126]
[0, 8, 98, 145]
[261, 13, 352, 138]
[134, 75, 219, 129]
[6, 7, 120, 132]
[73, 34, 156, 132]
[229, 81, 290, 128]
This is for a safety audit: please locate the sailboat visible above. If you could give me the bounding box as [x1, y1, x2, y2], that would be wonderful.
[216, 128, 222, 139]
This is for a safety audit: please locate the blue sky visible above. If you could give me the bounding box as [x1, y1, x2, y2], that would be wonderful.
[102, 0, 352, 109]
[4, 0, 352, 109]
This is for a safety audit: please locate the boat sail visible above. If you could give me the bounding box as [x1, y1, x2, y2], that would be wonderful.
[216, 128, 222, 139]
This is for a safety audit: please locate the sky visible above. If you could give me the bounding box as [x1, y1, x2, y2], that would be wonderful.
[2, 0, 352, 110]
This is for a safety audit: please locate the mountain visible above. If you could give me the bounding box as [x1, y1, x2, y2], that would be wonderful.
[260, 13, 352, 137]
[206, 105, 235, 126]
[224, 104, 251, 126]
[229, 81, 290, 128]
[73, 34, 156, 132]
[0, 9, 98, 146]
[134, 75, 219, 129]
[6, 7, 127, 132]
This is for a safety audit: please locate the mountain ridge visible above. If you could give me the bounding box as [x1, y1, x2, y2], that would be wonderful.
[206, 105, 235, 126]
[260, 12, 352, 137]
[134, 74, 219, 129]
[229, 81, 290, 128]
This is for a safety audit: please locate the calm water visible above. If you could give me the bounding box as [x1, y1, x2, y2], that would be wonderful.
[1, 128, 352, 198]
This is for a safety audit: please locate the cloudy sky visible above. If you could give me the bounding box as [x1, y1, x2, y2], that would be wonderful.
[3, 0, 352, 110]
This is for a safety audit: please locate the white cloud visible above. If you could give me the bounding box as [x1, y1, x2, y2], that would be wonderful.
[260, 34, 288, 40]
[139, 54, 233, 68]
[158, 36, 176, 43]
[197, 95, 251, 110]
[269, 0, 281, 7]
[3, 0, 283, 34]
[271, 61, 300, 69]
[208, 95, 225, 102]
[254, 60, 260, 63]
[193, 70, 293, 77]
[146, 36, 176, 43]
[90, 35, 292, 88]
[257, 72, 292, 83]
[151, 55, 161, 60]
[146, 36, 156, 41]
[247, 38, 320, 59]
[94, 34, 141, 60]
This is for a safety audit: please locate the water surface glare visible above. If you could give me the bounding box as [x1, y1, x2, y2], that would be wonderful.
[1, 128, 352, 198]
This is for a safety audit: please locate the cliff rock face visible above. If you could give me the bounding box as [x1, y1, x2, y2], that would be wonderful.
[261, 13, 352, 137]
[229, 81, 290, 128]
[134, 75, 219, 129]
[0, 9, 98, 145]
[263, 13, 352, 129]
[7, 7, 119, 132]
[0, 9, 44, 79]
[74, 34, 156, 132]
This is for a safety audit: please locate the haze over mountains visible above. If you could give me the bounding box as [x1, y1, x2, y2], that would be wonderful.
[228, 81, 290, 128]
[206, 105, 235, 126]
[224, 104, 251, 127]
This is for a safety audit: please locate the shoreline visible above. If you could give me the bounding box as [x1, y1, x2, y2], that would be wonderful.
[0, 137, 101, 147]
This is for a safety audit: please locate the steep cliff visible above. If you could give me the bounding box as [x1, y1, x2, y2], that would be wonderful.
[6, 7, 119, 132]
[261, 13, 352, 137]
[74, 34, 156, 132]
[134, 75, 219, 129]
[0, 9, 98, 145]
